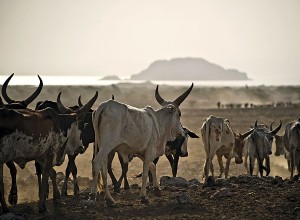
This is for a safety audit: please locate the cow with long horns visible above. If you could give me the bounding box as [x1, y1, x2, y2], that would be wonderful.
[244, 120, 282, 176]
[0, 92, 98, 213]
[0, 73, 43, 206]
[90, 84, 193, 205]
[274, 118, 300, 179]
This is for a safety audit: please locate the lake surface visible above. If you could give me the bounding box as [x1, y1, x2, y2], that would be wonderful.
[0, 75, 299, 87]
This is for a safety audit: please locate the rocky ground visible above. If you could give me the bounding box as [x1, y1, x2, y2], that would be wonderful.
[2, 174, 300, 220]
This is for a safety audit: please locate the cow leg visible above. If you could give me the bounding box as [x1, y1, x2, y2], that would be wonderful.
[149, 162, 161, 197]
[107, 151, 120, 193]
[165, 155, 174, 176]
[118, 154, 130, 190]
[249, 156, 255, 176]
[6, 161, 18, 205]
[217, 155, 224, 178]
[38, 163, 52, 213]
[224, 156, 232, 179]
[173, 154, 180, 177]
[62, 155, 73, 196]
[290, 146, 295, 179]
[101, 157, 115, 205]
[0, 164, 9, 213]
[244, 154, 249, 174]
[71, 154, 80, 195]
[90, 145, 115, 204]
[203, 155, 214, 183]
[49, 168, 61, 202]
[265, 156, 270, 176]
[35, 161, 49, 200]
[140, 160, 151, 204]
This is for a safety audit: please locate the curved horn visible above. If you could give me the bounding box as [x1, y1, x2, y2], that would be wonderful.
[270, 121, 274, 131]
[78, 95, 83, 107]
[2, 73, 16, 103]
[0, 96, 4, 108]
[269, 120, 282, 136]
[240, 128, 254, 140]
[173, 83, 194, 107]
[23, 75, 43, 106]
[155, 85, 165, 105]
[254, 119, 258, 127]
[57, 92, 71, 114]
[77, 91, 98, 114]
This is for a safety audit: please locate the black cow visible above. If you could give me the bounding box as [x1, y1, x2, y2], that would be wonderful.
[0, 73, 43, 206]
[0, 92, 97, 213]
[35, 96, 94, 196]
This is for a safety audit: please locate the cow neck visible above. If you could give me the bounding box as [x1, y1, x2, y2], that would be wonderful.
[152, 108, 174, 151]
[56, 114, 77, 136]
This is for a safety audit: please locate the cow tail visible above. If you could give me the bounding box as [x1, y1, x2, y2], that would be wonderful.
[251, 131, 267, 172]
[205, 122, 211, 154]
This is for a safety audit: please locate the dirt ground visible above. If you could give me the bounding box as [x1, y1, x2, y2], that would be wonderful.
[1, 83, 300, 219]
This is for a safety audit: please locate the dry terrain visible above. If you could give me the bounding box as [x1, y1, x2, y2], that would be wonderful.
[1, 83, 300, 219]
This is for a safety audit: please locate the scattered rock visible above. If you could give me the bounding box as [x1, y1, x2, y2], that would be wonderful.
[171, 192, 190, 204]
[160, 176, 189, 187]
[0, 213, 26, 220]
[56, 172, 65, 183]
[130, 184, 139, 189]
[210, 188, 231, 199]
[188, 178, 200, 186]
[203, 176, 215, 187]
[78, 176, 90, 186]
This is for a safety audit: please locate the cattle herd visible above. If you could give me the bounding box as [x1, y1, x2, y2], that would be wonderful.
[0, 74, 299, 215]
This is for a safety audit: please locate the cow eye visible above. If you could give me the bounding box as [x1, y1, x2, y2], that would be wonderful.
[179, 112, 181, 117]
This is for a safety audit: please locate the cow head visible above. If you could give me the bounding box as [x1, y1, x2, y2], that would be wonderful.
[180, 127, 199, 157]
[155, 83, 193, 107]
[161, 104, 185, 142]
[56, 91, 98, 156]
[233, 128, 254, 164]
[1, 73, 43, 108]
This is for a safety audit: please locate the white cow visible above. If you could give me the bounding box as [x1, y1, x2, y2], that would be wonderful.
[90, 100, 184, 204]
[201, 115, 235, 184]
[244, 120, 281, 176]
[274, 118, 300, 179]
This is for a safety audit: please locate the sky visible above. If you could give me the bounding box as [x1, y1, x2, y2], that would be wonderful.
[0, 0, 299, 82]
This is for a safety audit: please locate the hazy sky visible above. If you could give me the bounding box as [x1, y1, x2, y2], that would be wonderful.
[0, 0, 299, 82]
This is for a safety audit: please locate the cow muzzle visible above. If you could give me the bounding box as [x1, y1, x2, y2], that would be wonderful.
[180, 151, 188, 157]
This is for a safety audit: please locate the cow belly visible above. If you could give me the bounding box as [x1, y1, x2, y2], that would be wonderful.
[0, 131, 66, 164]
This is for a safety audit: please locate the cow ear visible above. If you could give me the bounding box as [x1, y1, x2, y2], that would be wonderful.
[188, 131, 199, 138]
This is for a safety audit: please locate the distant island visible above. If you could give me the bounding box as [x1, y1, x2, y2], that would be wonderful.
[130, 57, 249, 80]
[100, 75, 120, 80]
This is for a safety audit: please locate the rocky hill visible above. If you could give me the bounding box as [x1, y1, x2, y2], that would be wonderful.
[130, 58, 249, 80]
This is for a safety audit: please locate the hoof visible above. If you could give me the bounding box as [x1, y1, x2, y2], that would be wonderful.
[8, 193, 18, 205]
[124, 185, 130, 191]
[153, 187, 161, 197]
[113, 186, 121, 193]
[74, 185, 80, 195]
[38, 205, 48, 213]
[141, 196, 150, 204]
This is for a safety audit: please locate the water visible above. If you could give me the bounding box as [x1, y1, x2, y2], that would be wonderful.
[0, 75, 299, 87]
